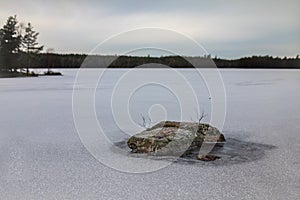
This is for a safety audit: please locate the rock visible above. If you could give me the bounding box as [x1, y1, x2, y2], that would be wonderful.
[197, 154, 221, 161]
[127, 121, 225, 156]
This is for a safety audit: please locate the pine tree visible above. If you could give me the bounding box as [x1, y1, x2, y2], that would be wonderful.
[22, 22, 43, 73]
[0, 15, 22, 71]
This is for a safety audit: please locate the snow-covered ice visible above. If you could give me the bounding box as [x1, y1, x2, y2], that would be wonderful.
[0, 69, 299, 199]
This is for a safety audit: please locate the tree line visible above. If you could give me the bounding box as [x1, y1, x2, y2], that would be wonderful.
[17, 54, 299, 69]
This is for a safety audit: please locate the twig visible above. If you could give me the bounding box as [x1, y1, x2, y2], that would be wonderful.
[138, 113, 152, 128]
[191, 110, 207, 125]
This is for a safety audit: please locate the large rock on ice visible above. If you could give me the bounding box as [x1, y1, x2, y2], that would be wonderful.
[127, 121, 225, 156]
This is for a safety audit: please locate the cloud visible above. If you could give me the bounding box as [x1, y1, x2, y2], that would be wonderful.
[0, 0, 299, 57]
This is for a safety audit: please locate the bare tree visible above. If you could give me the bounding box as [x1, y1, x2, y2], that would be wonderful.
[46, 48, 54, 73]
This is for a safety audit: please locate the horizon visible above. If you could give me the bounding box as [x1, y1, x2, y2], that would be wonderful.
[0, 0, 299, 59]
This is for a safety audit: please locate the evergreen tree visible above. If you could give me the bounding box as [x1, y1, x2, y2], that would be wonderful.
[22, 22, 43, 73]
[0, 15, 22, 71]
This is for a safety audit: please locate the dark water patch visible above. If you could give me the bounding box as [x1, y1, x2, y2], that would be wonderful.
[114, 138, 276, 166]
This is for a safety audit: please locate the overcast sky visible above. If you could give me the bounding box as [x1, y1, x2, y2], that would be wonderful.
[0, 0, 299, 58]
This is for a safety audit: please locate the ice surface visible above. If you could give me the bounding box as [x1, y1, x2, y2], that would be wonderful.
[0, 69, 299, 199]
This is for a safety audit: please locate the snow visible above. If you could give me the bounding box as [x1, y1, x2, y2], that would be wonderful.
[0, 69, 299, 199]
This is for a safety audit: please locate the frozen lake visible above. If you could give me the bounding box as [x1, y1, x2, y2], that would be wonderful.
[0, 69, 299, 199]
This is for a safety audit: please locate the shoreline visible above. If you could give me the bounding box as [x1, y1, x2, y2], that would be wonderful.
[1, 68, 299, 79]
[0, 71, 62, 78]
[0, 72, 38, 78]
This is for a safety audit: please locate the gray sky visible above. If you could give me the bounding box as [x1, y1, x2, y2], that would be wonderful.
[0, 0, 299, 58]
